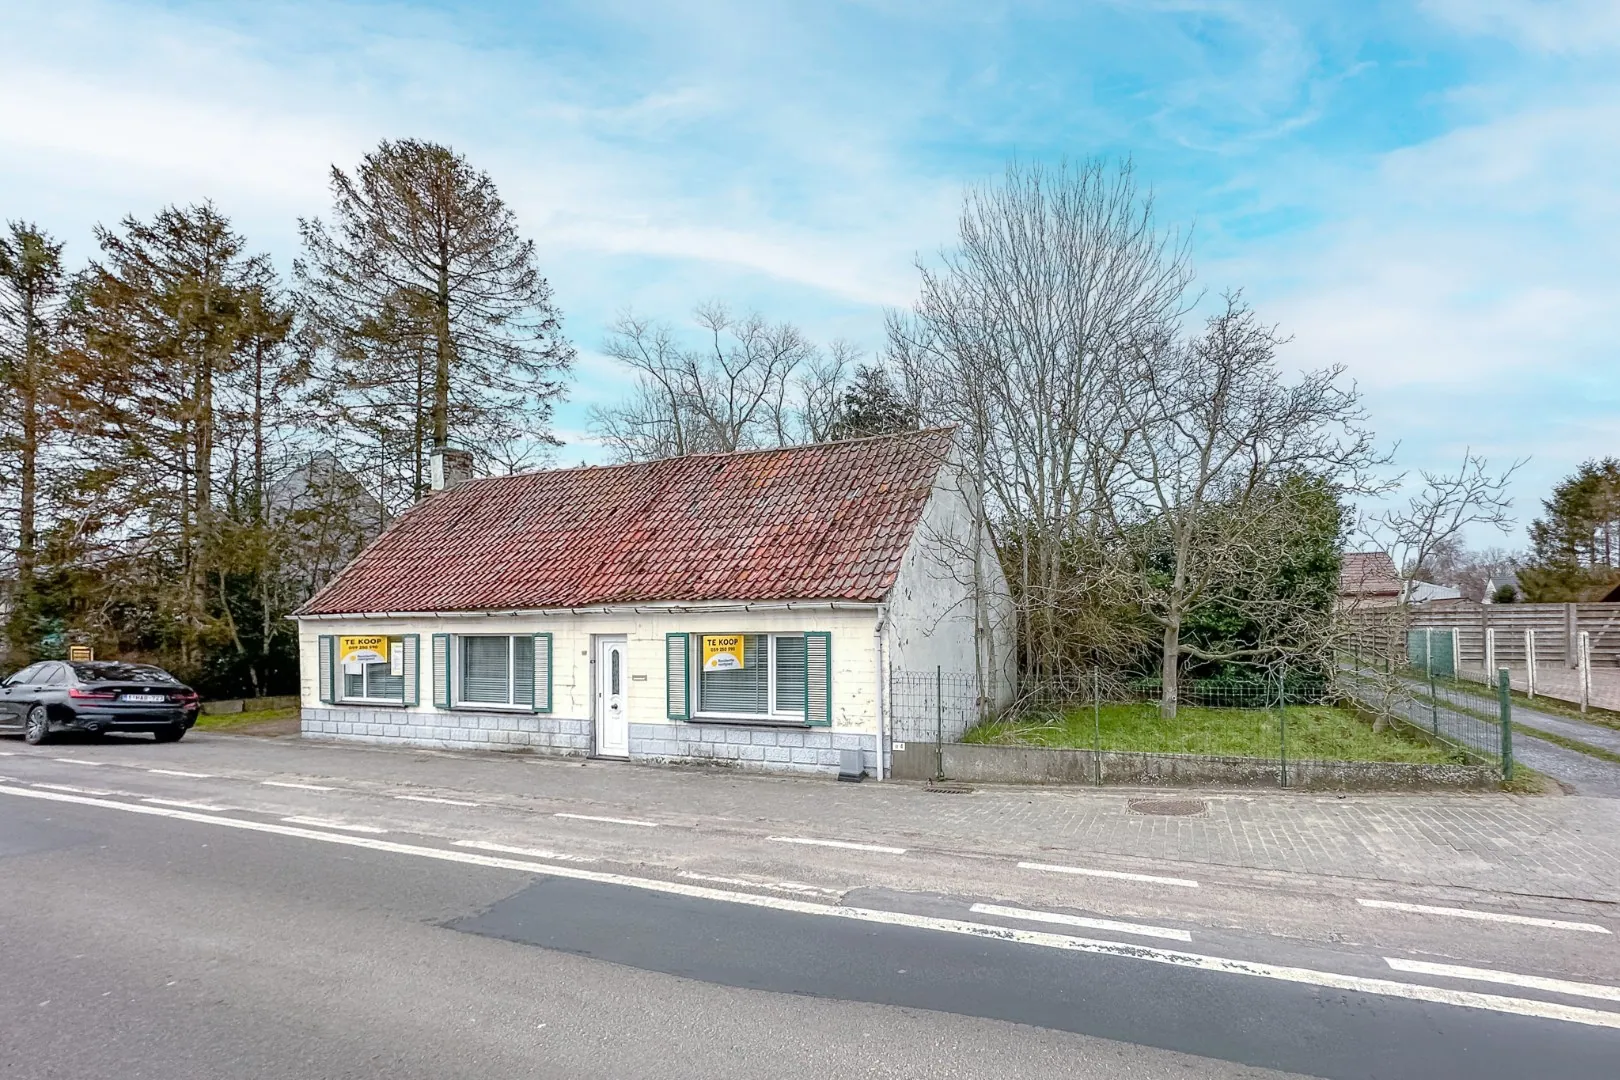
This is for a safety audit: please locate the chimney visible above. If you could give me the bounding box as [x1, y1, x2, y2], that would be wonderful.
[429, 447, 475, 492]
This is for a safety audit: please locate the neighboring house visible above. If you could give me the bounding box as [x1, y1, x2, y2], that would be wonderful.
[1337, 551, 1403, 609]
[1405, 580, 1464, 604]
[267, 451, 389, 599]
[1482, 570, 1521, 604]
[293, 429, 1015, 778]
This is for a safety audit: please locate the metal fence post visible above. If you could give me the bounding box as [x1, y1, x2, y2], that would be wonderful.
[1498, 667, 1513, 781]
[1092, 669, 1102, 786]
[934, 664, 944, 782]
[1428, 661, 1439, 736]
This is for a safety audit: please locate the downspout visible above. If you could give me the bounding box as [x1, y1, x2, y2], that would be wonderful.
[873, 602, 888, 781]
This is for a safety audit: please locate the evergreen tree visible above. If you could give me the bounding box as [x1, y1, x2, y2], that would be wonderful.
[829, 363, 919, 440]
[1521, 459, 1620, 601]
[296, 139, 574, 505]
[0, 223, 71, 658]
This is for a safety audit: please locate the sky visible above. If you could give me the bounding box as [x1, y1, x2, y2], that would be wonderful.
[2, 0, 1616, 551]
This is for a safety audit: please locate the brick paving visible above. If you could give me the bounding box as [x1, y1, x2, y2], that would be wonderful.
[134, 735, 1620, 904]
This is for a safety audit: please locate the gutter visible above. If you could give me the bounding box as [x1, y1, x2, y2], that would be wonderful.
[873, 602, 888, 781]
[291, 601, 884, 621]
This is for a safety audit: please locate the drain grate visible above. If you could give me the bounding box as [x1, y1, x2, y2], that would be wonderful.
[1127, 798, 1207, 817]
[925, 780, 975, 795]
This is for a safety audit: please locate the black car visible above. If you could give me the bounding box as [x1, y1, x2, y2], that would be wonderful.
[0, 660, 200, 745]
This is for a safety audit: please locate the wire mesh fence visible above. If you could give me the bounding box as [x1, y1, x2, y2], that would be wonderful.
[891, 663, 1513, 784]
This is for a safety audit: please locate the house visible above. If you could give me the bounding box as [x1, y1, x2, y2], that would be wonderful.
[1482, 570, 1520, 604]
[1405, 580, 1463, 604]
[293, 429, 1015, 778]
[1337, 551, 1403, 610]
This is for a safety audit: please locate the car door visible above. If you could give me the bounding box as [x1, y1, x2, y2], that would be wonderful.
[0, 664, 42, 731]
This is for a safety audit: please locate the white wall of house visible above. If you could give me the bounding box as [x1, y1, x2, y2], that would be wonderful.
[884, 454, 1017, 709]
[295, 605, 886, 775]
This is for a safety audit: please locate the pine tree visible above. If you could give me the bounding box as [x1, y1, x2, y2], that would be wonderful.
[829, 363, 920, 440]
[0, 223, 70, 660]
[296, 139, 574, 503]
[1521, 459, 1620, 601]
[61, 204, 272, 672]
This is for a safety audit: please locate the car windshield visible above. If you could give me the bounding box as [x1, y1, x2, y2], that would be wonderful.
[69, 662, 178, 684]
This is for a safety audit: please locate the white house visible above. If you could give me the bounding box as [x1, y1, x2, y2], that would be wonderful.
[293, 429, 1015, 778]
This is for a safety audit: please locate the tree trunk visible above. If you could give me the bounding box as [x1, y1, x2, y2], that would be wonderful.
[433, 256, 452, 450]
[17, 293, 38, 588]
[1160, 615, 1180, 720]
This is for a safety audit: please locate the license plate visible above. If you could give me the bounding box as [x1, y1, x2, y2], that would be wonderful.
[122, 694, 168, 704]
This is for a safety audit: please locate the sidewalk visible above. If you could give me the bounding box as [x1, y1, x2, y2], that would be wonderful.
[126, 733, 1620, 904]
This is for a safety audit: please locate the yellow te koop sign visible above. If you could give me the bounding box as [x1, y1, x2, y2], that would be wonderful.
[702, 634, 745, 672]
[340, 635, 389, 671]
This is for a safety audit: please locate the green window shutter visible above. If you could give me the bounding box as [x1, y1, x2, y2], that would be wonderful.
[665, 633, 690, 721]
[432, 633, 451, 709]
[805, 631, 832, 726]
[532, 633, 553, 713]
[401, 635, 420, 706]
[317, 635, 335, 704]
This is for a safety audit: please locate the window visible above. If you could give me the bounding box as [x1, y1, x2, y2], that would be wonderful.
[457, 635, 534, 708]
[696, 634, 807, 720]
[342, 637, 405, 702]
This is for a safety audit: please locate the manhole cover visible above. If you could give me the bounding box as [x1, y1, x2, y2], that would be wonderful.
[1127, 798, 1207, 817]
[925, 780, 975, 794]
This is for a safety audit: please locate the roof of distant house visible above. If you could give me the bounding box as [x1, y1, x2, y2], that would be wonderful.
[1338, 551, 1403, 599]
[297, 428, 958, 616]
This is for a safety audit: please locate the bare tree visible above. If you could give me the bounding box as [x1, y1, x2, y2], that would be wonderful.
[588, 303, 845, 462]
[1098, 295, 1377, 716]
[888, 157, 1194, 681]
[1367, 451, 1522, 595]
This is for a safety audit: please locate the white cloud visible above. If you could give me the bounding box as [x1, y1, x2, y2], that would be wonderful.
[1423, 0, 1620, 54]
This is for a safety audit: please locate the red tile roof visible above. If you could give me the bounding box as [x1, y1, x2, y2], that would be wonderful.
[298, 429, 958, 615]
[1338, 551, 1402, 598]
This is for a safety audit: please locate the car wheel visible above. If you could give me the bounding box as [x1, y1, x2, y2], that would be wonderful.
[154, 725, 186, 743]
[23, 705, 49, 745]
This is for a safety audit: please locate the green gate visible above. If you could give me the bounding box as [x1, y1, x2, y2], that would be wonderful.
[1406, 628, 1455, 677]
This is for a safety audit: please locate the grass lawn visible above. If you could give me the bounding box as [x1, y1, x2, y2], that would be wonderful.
[194, 706, 300, 732]
[963, 702, 1460, 764]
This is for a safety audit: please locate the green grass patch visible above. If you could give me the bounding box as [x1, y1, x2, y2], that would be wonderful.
[194, 706, 299, 731]
[963, 703, 1458, 764]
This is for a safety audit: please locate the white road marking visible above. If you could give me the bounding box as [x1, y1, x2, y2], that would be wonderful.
[148, 769, 212, 778]
[452, 840, 595, 863]
[554, 812, 659, 828]
[971, 903, 1192, 942]
[4, 784, 1620, 1031]
[51, 758, 101, 766]
[280, 817, 387, 834]
[32, 783, 126, 797]
[1358, 899, 1611, 935]
[1386, 958, 1620, 1003]
[1018, 861, 1199, 889]
[143, 798, 231, 812]
[677, 871, 845, 898]
[395, 794, 480, 807]
[261, 780, 334, 792]
[768, 836, 908, 854]
[0, 751, 14, 756]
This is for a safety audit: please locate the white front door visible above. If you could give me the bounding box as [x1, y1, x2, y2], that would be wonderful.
[594, 636, 630, 758]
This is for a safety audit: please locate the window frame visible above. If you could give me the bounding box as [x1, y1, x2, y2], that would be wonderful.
[339, 636, 407, 705]
[692, 632, 809, 724]
[451, 634, 533, 711]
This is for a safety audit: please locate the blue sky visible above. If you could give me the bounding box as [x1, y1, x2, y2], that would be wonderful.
[2, 0, 1616, 550]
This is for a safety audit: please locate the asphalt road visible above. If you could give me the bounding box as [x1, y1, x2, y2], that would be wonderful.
[3, 780, 1616, 1079]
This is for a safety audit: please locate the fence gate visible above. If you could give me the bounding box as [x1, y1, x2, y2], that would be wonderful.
[888, 668, 980, 780]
